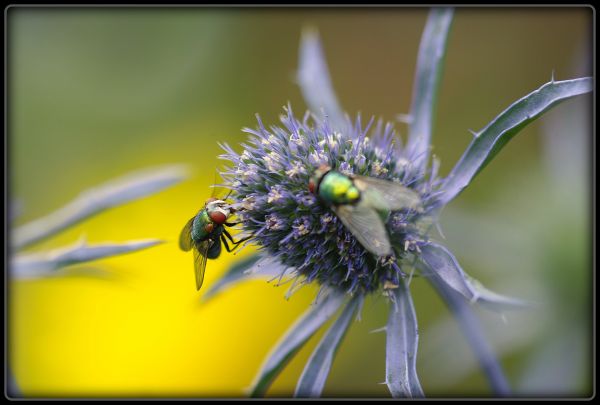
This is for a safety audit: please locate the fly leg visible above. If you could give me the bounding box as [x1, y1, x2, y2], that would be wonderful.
[222, 229, 253, 252]
[220, 234, 235, 253]
[220, 233, 252, 253]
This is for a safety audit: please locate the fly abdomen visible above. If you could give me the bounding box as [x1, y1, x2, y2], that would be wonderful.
[207, 227, 224, 259]
[207, 237, 223, 259]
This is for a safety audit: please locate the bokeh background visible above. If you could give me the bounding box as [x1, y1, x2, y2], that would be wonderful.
[7, 6, 593, 398]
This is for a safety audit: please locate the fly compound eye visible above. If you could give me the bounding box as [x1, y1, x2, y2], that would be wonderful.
[209, 210, 227, 224]
[308, 180, 315, 194]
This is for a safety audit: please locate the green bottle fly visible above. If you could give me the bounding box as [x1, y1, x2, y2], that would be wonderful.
[179, 198, 247, 291]
[309, 165, 420, 257]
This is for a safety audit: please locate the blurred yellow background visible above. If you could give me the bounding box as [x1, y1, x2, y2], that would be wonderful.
[8, 7, 592, 397]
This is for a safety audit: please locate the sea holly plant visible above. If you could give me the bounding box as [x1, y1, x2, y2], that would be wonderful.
[210, 8, 592, 398]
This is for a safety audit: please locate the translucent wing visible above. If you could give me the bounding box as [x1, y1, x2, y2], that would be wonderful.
[192, 240, 210, 291]
[333, 204, 392, 256]
[353, 175, 421, 211]
[179, 217, 195, 252]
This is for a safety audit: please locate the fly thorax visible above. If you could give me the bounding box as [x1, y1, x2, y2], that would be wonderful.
[319, 171, 361, 205]
[191, 210, 212, 241]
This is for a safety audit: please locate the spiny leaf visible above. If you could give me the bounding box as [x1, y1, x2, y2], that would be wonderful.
[12, 164, 189, 250]
[385, 281, 424, 398]
[406, 7, 454, 173]
[420, 242, 529, 311]
[294, 294, 363, 398]
[249, 290, 345, 397]
[11, 238, 163, 279]
[297, 27, 346, 131]
[439, 77, 592, 206]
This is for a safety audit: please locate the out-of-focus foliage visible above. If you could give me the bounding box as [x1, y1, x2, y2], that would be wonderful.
[13, 165, 188, 250]
[8, 7, 592, 397]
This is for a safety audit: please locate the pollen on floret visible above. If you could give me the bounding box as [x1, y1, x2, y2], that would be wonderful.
[265, 214, 285, 230]
[267, 185, 285, 204]
[285, 161, 306, 178]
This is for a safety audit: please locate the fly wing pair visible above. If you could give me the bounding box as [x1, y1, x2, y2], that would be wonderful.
[179, 217, 210, 291]
[352, 175, 421, 212]
[331, 175, 420, 257]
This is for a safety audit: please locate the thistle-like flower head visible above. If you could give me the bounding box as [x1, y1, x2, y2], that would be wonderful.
[221, 108, 440, 295]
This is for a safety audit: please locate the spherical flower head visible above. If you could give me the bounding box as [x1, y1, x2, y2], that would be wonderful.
[221, 106, 440, 295]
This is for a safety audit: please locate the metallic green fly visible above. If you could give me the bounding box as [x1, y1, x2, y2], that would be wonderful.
[308, 164, 421, 257]
[179, 197, 249, 290]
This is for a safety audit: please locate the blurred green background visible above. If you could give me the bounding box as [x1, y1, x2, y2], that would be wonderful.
[8, 6, 592, 397]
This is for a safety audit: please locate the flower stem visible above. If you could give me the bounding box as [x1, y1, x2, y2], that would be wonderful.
[429, 274, 511, 396]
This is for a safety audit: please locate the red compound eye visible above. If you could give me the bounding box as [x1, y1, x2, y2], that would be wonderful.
[308, 180, 315, 194]
[209, 211, 227, 224]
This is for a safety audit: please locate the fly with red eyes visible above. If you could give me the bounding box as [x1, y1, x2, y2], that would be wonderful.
[179, 197, 250, 291]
